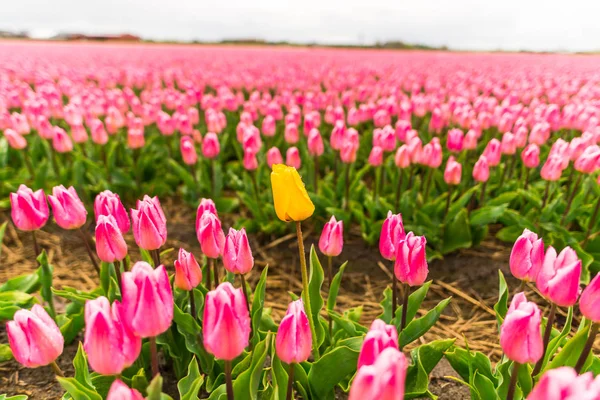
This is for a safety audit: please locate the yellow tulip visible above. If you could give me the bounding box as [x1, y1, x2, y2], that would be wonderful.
[270, 164, 315, 222]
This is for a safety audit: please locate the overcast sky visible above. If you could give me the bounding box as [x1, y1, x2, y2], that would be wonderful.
[1, 0, 599, 52]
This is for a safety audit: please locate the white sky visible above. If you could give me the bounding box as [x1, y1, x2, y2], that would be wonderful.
[1, 0, 599, 52]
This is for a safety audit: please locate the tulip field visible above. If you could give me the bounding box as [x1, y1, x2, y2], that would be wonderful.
[2, 40, 600, 399]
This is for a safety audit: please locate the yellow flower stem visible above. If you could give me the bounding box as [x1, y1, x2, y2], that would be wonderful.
[296, 221, 320, 360]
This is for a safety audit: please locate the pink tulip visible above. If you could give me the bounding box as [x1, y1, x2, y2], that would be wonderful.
[94, 190, 130, 233]
[394, 232, 428, 287]
[197, 210, 225, 259]
[340, 140, 359, 163]
[285, 122, 299, 144]
[443, 157, 462, 185]
[509, 229, 544, 282]
[196, 198, 218, 219]
[90, 119, 108, 145]
[203, 282, 250, 360]
[267, 147, 284, 168]
[243, 148, 258, 171]
[122, 262, 173, 337]
[127, 127, 145, 149]
[262, 115, 276, 137]
[48, 185, 87, 230]
[275, 299, 312, 364]
[180, 136, 198, 165]
[95, 215, 128, 263]
[394, 145, 411, 168]
[540, 155, 564, 181]
[357, 319, 399, 369]
[463, 129, 478, 150]
[446, 128, 464, 153]
[574, 145, 600, 174]
[10, 184, 49, 231]
[483, 138, 501, 166]
[473, 156, 490, 183]
[319, 216, 344, 257]
[373, 126, 396, 152]
[330, 121, 346, 151]
[349, 347, 407, 400]
[52, 127, 73, 153]
[7, 304, 64, 368]
[521, 144, 540, 168]
[286, 146, 301, 169]
[84, 297, 141, 375]
[223, 227, 254, 275]
[130, 195, 167, 251]
[501, 132, 517, 155]
[202, 132, 220, 159]
[368, 146, 384, 167]
[500, 292, 543, 364]
[71, 123, 88, 144]
[4, 128, 27, 149]
[536, 246, 582, 307]
[307, 128, 324, 156]
[380, 211, 406, 261]
[514, 126, 528, 148]
[528, 367, 600, 400]
[107, 380, 144, 400]
[174, 248, 202, 291]
[580, 273, 600, 323]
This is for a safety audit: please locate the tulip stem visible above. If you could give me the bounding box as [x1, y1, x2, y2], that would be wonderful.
[115, 260, 123, 293]
[478, 181, 487, 206]
[523, 167, 530, 190]
[49, 361, 64, 377]
[423, 168, 433, 204]
[392, 270, 398, 321]
[313, 155, 319, 193]
[49, 145, 60, 178]
[575, 323, 598, 373]
[328, 256, 333, 337]
[211, 159, 217, 198]
[296, 221, 320, 360]
[31, 231, 40, 257]
[77, 228, 100, 276]
[213, 257, 220, 286]
[286, 363, 295, 400]
[562, 174, 582, 224]
[152, 249, 161, 267]
[373, 167, 380, 204]
[583, 196, 600, 247]
[444, 186, 453, 218]
[149, 336, 159, 377]
[250, 171, 263, 218]
[189, 290, 197, 319]
[225, 360, 234, 400]
[344, 164, 350, 211]
[395, 169, 404, 210]
[532, 302, 557, 377]
[541, 180, 551, 209]
[506, 362, 520, 400]
[206, 258, 213, 290]
[23, 151, 35, 180]
[240, 274, 251, 315]
[400, 283, 410, 343]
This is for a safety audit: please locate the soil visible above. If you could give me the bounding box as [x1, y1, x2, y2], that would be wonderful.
[0, 199, 548, 400]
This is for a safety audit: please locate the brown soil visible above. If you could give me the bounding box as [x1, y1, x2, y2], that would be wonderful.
[0, 200, 535, 399]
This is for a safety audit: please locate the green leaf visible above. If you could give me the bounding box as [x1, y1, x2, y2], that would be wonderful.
[547, 325, 591, 370]
[73, 342, 95, 389]
[308, 337, 362, 399]
[0, 271, 40, 293]
[328, 311, 368, 337]
[57, 377, 102, 400]
[378, 286, 395, 323]
[131, 368, 150, 396]
[307, 246, 326, 347]
[0, 395, 28, 400]
[400, 297, 451, 347]
[0, 221, 7, 260]
[0, 343, 13, 362]
[58, 307, 86, 344]
[486, 191, 519, 207]
[251, 266, 268, 346]
[538, 306, 573, 372]
[444, 346, 496, 384]
[494, 270, 508, 329]
[233, 335, 270, 400]
[472, 371, 499, 400]
[146, 374, 174, 400]
[52, 287, 100, 305]
[443, 209, 472, 253]
[326, 262, 347, 312]
[394, 281, 432, 327]
[178, 357, 204, 400]
[405, 339, 456, 398]
[37, 250, 55, 318]
[140, 248, 154, 265]
[470, 205, 507, 226]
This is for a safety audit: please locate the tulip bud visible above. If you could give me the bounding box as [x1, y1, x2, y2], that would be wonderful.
[107, 380, 144, 400]
[243, 148, 258, 171]
[574, 145, 600, 174]
[223, 228, 254, 275]
[349, 348, 407, 400]
[357, 319, 399, 369]
[394, 145, 411, 169]
[540, 154, 564, 181]
[536, 246, 582, 307]
[122, 262, 173, 337]
[174, 248, 202, 291]
[473, 156, 490, 183]
[84, 297, 141, 375]
[501, 132, 517, 155]
[394, 232, 428, 287]
[262, 115, 276, 137]
[319, 216, 344, 257]
[330, 121, 346, 151]
[180, 136, 198, 165]
[10, 184, 49, 231]
[528, 367, 600, 400]
[510, 229, 544, 282]
[7, 304, 64, 368]
[130, 195, 167, 251]
[284, 122, 299, 144]
[197, 210, 225, 258]
[48, 185, 87, 230]
[52, 127, 73, 153]
[521, 144, 540, 168]
[379, 211, 406, 261]
[271, 164, 315, 222]
[94, 190, 130, 233]
[203, 282, 250, 360]
[483, 138, 501, 166]
[95, 215, 128, 263]
[71, 123, 88, 143]
[580, 273, 600, 323]
[275, 299, 312, 364]
[286, 146, 301, 169]
[443, 157, 462, 186]
[500, 292, 543, 364]
[307, 128, 324, 156]
[267, 147, 284, 168]
[463, 129, 478, 150]
[202, 132, 220, 159]
[446, 128, 464, 153]
[90, 119, 109, 145]
[368, 146, 384, 167]
[4, 128, 27, 149]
